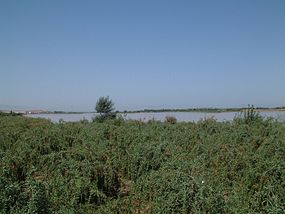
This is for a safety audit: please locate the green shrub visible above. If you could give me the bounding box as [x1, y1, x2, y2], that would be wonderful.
[234, 105, 262, 124]
[1, 115, 285, 213]
[92, 113, 116, 123]
[136, 166, 198, 212]
[165, 115, 177, 124]
[28, 181, 50, 214]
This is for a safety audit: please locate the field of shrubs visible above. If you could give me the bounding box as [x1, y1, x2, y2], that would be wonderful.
[1, 112, 285, 213]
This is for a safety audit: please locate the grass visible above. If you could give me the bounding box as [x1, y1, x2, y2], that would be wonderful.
[0, 113, 285, 213]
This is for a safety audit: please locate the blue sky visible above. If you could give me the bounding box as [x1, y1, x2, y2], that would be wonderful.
[1, 0, 284, 111]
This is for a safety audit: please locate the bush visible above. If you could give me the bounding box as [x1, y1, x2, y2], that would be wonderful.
[1, 114, 285, 212]
[92, 113, 117, 123]
[165, 115, 177, 124]
[136, 167, 198, 212]
[28, 181, 50, 214]
[234, 105, 262, 124]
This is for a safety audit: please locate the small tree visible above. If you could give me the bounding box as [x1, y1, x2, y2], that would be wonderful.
[94, 96, 116, 122]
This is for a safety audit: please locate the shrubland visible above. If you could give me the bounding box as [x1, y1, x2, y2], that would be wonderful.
[0, 112, 285, 213]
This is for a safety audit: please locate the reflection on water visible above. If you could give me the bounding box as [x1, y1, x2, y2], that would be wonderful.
[26, 111, 285, 123]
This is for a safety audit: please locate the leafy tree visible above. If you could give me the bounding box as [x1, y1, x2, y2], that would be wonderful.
[95, 96, 114, 115]
[94, 96, 116, 122]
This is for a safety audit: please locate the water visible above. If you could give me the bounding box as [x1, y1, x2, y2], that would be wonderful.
[25, 111, 285, 123]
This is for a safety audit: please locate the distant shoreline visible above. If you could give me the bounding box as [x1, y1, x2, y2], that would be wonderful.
[1, 107, 285, 115]
[120, 107, 285, 114]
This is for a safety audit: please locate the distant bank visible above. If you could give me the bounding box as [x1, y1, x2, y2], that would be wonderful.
[1, 106, 285, 115]
[124, 107, 285, 114]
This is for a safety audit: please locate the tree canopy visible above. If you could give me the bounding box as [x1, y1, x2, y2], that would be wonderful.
[95, 96, 114, 115]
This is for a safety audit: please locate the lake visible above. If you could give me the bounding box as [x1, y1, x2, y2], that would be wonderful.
[25, 111, 285, 123]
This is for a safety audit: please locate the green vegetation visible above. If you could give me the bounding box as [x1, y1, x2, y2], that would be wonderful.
[0, 111, 23, 117]
[94, 96, 116, 122]
[95, 96, 115, 115]
[1, 112, 285, 213]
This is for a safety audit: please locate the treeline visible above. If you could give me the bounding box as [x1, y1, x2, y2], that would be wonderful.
[0, 111, 23, 117]
[124, 106, 285, 113]
[125, 108, 227, 113]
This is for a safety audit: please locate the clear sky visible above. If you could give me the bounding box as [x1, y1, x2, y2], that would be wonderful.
[1, 0, 284, 111]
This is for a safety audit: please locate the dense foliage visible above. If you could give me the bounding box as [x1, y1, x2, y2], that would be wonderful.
[1, 114, 285, 213]
[94, 96, 116, 122]
[95, 96, 115, 115]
